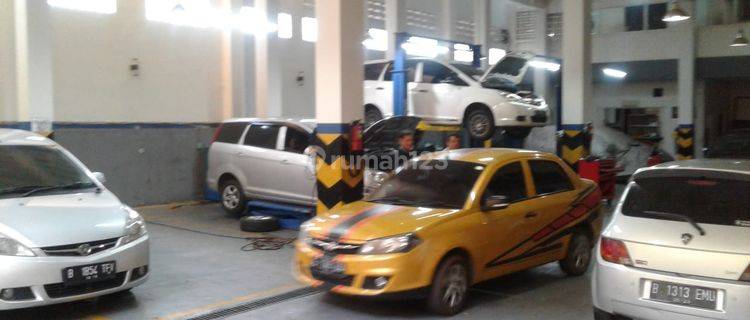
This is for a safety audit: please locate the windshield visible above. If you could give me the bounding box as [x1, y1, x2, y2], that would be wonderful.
[0, 145, 96, 198]
[366, 160, 485, 209]
[450, 63, 484, 80]
[622, 176, 750, 227]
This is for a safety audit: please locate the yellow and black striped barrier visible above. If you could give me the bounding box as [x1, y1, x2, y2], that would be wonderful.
[313, 124, 363, 214]
[557, 125, 591, 170]
[674, 124, 694, 160]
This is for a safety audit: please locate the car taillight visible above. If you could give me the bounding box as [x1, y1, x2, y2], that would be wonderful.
[741, 264, 750, 282]
[600, 237, 633, 265]
[211, 124, 223, 143]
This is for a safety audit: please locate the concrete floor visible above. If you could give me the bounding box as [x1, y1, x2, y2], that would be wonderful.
[1, 194, 620, 320]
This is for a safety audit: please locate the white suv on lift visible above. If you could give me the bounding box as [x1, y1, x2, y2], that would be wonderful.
[593, 160, 750, 320]
[363, 53, 550, 140]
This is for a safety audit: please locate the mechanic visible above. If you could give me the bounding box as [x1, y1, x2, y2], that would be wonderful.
[393, 130, 416, 168]
[444, 133, 461, 151]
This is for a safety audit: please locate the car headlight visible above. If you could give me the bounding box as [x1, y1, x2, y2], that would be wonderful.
[0, 233, 35, 257]
[120, 206, 147, 245]
[359, 233, 421, 255]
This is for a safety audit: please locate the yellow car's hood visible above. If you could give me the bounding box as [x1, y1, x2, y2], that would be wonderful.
[307, 201, 461, 242]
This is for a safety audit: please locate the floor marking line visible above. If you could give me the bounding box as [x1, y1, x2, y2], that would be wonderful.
[154, 283, 304, 320]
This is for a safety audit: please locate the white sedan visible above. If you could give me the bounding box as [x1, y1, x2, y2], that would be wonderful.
[363, 53, 550, 140]
[0, 129, 149, 310]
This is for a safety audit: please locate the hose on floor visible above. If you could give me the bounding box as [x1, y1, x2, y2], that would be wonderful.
[146, 221, 297, 251]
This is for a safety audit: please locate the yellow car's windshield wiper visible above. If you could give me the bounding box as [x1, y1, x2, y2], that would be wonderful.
[0, 185, 50, 196]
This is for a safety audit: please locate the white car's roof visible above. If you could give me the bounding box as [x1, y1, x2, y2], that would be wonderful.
[639, 159, 750, 175]
[222, 118, 316, 132]
[0, 129, 55, 146]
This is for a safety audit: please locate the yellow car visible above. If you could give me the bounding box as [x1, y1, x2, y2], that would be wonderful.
[295, 148, 603, 315]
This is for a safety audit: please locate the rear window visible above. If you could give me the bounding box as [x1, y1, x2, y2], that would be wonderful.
[215, 122, 247, 143]
[529, 160, 573, 195]
[244, 124, 280, 149]
[622, 177, 750, 226]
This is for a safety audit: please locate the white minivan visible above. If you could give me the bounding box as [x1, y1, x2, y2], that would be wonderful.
[593, 160, 750, 320]
[0, 129, 149, 310]
[206, 119, 317, 215]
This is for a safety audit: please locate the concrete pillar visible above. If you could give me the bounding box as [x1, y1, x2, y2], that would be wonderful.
[674, 19, 696, 160]
[229, 0, 249, 118]
[473, 0, 490, 68]
[385, 0, 405, 60]
[558, 0, 592, 169]
[1, 0, 55, 130]
[313, 0, 365, 214]
[254, 0, 282, 118]
[441, 0, 454, 61]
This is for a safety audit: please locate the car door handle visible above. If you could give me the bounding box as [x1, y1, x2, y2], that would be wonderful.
[525, 212, 539, 219]
[280, 159, 291, 165]
[375, 87, 384, 90]
[409, 89, 429, 93]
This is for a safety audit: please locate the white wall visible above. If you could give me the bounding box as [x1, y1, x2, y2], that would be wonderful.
[697, 22, 750, 58]
[49, 0, 232, 123]
[0, 0, 16, 122]
[593, 81, 679, 155]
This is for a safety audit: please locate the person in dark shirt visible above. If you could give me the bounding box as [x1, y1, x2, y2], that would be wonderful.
[393, 131, 415, 169]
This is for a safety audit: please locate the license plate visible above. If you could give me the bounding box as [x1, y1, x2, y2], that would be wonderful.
[62, 261, 117, 285]
[310, 256, 345, 277]
[647, 280, 719, 310]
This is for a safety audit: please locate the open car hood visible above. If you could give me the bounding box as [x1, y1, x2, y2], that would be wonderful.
[479, 52, 535, 86]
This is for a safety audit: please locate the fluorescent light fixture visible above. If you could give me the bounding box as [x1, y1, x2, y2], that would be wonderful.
[47, 0, 117, 14]
[488, 48, 506, 65]
[277, 13, 293, 39]
[301, 17, 318, 42]
[401, 36, 449, 58]
[454, 43, 471, 51]
[453, 43, 473, 62]
[528, 59, 560, 72]
[663, 1, 690, 22]
[602, 68, 627, 78]
[363, 28, 388, 51]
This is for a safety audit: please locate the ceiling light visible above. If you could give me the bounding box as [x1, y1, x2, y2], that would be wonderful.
[663, 1, 690, 22]
[731, 29, 749, 47]
[602, 68, 627, 79]
[528, 59, 560, 72]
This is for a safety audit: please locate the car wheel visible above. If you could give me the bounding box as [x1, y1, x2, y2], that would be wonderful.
[559, 233, 592, 276]
[504, 127, 532, 139]
[240, 216, 281, 232]
[464, 108, 495, 141]
[365, 107, 383, 128]
[426, 255, 470, 316]
[220, 179, 247, 216]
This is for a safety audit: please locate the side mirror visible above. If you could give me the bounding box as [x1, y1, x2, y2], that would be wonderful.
[92, 172, 106, 184]
[481, 195, 510, 211]
[702, 147, 709, 157]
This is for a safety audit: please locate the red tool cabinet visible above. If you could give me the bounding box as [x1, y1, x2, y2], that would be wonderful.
[578, 158, 623, 203]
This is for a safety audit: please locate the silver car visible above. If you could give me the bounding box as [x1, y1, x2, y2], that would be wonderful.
[593, 159, 750, 320]
[206, 119, 317, 214]
[0, 129, 149, 310]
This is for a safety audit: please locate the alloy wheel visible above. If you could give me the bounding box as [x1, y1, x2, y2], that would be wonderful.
[442, 264, 468, 308]
[222, 185, 240, 209]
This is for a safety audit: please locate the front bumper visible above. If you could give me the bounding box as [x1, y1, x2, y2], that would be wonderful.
[0, 236, 150, 311]
[592, 256, 750, 320]
[491, 101, 549, 127]
[294, 241, 433, 297]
